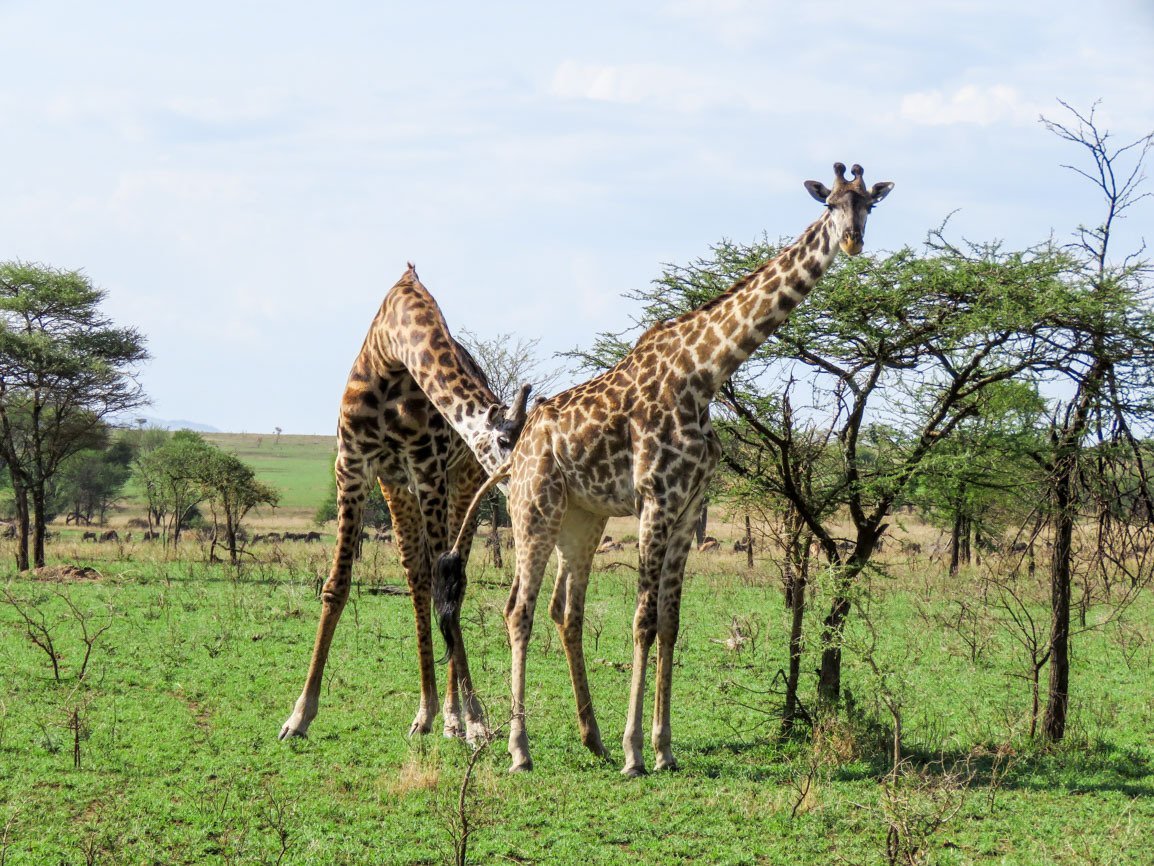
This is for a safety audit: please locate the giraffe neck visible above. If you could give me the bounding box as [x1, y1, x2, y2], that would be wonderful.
[677, 209, 842, 393]
[375, 273, 507, 473]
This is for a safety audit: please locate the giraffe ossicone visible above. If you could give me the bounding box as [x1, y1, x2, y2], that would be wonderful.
[437, 163, 893, 775]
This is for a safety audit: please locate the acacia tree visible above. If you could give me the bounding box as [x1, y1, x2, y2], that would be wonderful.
[133, 430, 280, 560]
[201, 450, 279, 564]
[1031, 102, 1154, 742]
[53, 434, 135, 526]
[134, 430, 216, 545]
[0, 262, 148, 569]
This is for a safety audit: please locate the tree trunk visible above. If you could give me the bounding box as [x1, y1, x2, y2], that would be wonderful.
[226, 512, 239, 565]
[490, 520, 503, 568]
[1043, 461, 1074, 742]
[30, 482, 47, 568]
[12, 481, 30, 571]
[949, 512, 962, 577]
[782, 545, 809, 732]
[744, 514, 754, 569]
[817, 593, 851, 707]
[817, 550, 875, 707]
[960, 515, 971, 567]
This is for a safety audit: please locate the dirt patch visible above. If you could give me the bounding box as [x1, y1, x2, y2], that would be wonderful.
[32, 564, 104, 582]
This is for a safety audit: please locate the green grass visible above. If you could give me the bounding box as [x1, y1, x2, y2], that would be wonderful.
[1, 546, 1152, 864]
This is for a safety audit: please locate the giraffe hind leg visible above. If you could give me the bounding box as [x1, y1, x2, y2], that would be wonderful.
[550, 509, 610, 760]
[652, 486, 711, 771]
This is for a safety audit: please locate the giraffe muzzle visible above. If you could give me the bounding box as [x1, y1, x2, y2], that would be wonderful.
[840, 232, 864, 256]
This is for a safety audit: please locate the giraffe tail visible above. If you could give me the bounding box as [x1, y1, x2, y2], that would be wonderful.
[434, 459, 513, 663]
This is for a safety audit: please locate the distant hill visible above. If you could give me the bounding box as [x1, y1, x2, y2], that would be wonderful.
[118, 415, 222, 433]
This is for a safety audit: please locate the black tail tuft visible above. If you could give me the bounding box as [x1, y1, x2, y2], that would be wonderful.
[433, 550, 466, 664]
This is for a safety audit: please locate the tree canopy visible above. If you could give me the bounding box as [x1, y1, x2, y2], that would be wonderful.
[0, 262, 148, 568]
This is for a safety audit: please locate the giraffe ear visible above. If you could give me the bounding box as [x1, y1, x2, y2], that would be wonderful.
[486, 404, 502, 426]
[870, 181, 894, 204]
[804, 180, 831, 203]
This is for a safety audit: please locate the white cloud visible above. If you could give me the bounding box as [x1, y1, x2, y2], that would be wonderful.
[900, 84, 1039, 127]
[550, 60, 756, 113]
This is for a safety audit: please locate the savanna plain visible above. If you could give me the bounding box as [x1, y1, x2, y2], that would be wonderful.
[1, 435, 1152, 865]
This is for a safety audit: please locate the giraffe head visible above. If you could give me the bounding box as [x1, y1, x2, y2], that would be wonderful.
[486, 382, 533, 454]
[804, 163, 893, 256]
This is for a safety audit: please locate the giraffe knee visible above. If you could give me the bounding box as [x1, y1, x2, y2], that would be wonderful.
[504, 602, 535, 634]
[549, 595, 565, 625]
[321, 578, 349, 607]
[633, 620, 657, 647]
[561, 618, 583, 644]
[657, 602, 681, 635]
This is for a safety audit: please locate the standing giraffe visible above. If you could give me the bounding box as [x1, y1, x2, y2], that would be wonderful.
[280, 264, 530, 744]
[438, 163, 892, 774]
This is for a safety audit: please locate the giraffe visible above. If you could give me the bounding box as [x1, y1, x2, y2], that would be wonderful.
[280, 264, 531, 744]
[437, 163, 892, 774]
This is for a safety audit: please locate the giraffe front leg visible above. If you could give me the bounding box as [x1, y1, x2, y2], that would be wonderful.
[280, 570, 345, 739]
[280, 452, 366, 740]
[504, 526, 556, 772]
[622, 502, 669, 776]
[621, 590, 657, 777]
[652, 576, 688, 771]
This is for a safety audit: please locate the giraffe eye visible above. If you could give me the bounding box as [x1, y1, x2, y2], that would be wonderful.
[498, 436, 512, 450]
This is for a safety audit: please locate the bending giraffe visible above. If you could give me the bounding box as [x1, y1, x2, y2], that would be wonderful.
[280, 264, 530, 744]
[438, 164, 893, 774]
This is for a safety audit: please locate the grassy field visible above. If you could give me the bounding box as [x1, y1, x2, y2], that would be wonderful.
[203, 433, 337, 515]
[1, 538, 1152, 865]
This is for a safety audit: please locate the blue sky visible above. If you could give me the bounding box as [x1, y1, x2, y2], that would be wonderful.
[2, 0, 1152, 433]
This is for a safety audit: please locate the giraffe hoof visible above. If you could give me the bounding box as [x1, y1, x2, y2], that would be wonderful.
[443, 721, 464, 740]
[279, 712, 310, 741]
[583, 737, 610, 760]
[508, 758, 534, 773]
[621, 764, 648, 778]
[656, 758, 680, 772]
[465, 721, 492, 747]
